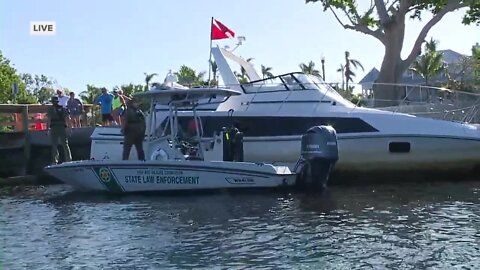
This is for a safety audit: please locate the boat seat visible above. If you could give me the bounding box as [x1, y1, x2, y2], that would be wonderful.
[185, 155, 203, 161]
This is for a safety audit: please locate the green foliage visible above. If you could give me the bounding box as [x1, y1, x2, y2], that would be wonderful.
[306, 0, 480, 26]
[20, 73, 55, 104]
[144, 72, 158, 90]
[79, 84, 102, 125]
[473, 46, 480, 83]
[299, 61, 321, 76]
[240, 58, 254, 80]
[210, 60, 218, 86]
[79, 84, 101, 104]
[261, 65, 274, 79]
[305, 0, 480, 94]
[174, 65, 206, 87]
[410, 38, 445, 85]
[117, 83, 145, 97]
[0, 51, 36, 104]
[337, 64, 345, 89]
[335, 85, 366, 106]
[0, 115, 14, 132]
[463, 1, 480, 25]
[344, 51, 364, 90]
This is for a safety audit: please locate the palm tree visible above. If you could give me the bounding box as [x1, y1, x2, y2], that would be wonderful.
[410, 38, 445, 86]
[344, 51, 364, 90]
[336, 64, 345, 90]
[261, 65, 274, 79]
[144, 72, 158, 90]
[240, 57, 254, 81]
[79, 84, 101, 104]
[472, 46, 480, 84]
[210, 60, 218, 86]
[299, 61, 321, 76]
[80, 84, 102, 125]
[175, 65, 206, 87]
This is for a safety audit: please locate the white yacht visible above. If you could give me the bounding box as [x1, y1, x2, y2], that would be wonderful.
[91, 47, 480, 180]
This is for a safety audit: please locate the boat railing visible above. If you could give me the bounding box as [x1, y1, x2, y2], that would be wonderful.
[358, 82, 480, 123]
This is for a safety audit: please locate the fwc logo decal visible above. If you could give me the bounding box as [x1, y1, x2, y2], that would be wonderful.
[98, 167, 111, 183]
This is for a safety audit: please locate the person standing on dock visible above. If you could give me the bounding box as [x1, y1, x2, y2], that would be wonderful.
[121, 98, 146, 160]
[67, 92, 83, 128]
[56, 89, 69, 108]
[95, 87, 114, 126]
[112, 89, 126, 125]
[47, 96, 72, 165]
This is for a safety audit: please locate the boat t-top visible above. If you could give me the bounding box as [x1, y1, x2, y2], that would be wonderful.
[44, 87, 339, 193]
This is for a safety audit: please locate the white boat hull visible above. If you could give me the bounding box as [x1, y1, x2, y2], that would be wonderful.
[243, 134, 480, 172]
[91, 130, 480, 174]
[44, 160, 296, 192]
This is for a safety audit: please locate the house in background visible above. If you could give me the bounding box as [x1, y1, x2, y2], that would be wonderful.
[359, 43, 479, 105]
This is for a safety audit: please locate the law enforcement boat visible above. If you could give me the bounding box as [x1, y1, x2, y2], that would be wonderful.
[44, 88, 339, 192]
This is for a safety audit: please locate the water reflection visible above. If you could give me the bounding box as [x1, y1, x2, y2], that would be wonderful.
[0, 181, 480, 269]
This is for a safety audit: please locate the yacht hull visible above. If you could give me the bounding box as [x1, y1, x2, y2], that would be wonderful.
[243, 135, 480, 172]
[44, 160, 296, 192]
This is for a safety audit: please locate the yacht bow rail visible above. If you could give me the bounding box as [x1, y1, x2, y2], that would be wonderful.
[360, 83, 480, 123]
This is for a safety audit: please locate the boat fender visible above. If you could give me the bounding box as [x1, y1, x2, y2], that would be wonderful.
[151, 148, 169, 161]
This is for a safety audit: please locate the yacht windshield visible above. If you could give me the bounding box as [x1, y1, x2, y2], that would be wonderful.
[305, 74, 355, 106]
[241, 72, 354, 107]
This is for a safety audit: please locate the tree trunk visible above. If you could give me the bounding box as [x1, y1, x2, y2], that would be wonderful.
[373, 17, 406, 107]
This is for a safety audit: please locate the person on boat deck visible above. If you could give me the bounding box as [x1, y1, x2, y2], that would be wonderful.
[121, 98, 146, 160]
[112, 89, 126, 125]
[47, 96, 72, 165]
[95, 87, 114, 126]
[66, 92, 83, 128]
[184, 119, 201, 143]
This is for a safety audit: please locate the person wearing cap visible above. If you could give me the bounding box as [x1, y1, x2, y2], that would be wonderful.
[47, 96, 72, 165]
[112, 89, 126, 125]
[94, 87, 114, 126]
[121, 98, 146, 160]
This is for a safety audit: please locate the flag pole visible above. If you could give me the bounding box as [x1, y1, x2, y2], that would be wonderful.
[207, 16, 213, 86]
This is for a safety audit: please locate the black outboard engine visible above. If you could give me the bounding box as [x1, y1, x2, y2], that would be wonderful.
[295, 126, 339, 191]
[221, 126, 244, 162]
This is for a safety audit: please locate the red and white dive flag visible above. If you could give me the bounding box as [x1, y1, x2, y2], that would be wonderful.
[211, 18, 235, 40]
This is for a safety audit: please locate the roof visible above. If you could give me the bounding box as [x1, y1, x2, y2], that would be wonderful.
[359, 49, 467, 84]
[358, 68, 380, 84]
[438, 49, 464, 64]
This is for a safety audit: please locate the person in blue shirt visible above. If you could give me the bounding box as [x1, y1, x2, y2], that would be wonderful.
[95, 87, 114, 126]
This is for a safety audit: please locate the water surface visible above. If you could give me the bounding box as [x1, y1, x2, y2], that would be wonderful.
[1, 181, 480, 269]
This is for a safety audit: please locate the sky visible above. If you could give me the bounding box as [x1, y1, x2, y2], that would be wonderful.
[1, 0, 479, 95]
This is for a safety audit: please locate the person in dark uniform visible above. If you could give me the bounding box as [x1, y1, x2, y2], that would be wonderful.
[121, 98, 146, 160]
[47, 96, 72, 165]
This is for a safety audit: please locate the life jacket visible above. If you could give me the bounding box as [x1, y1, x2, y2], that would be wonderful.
[50, 105, 67, 127]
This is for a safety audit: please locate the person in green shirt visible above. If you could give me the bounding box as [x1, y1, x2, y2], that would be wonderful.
[112, 89, 126, 125]
[47, 96, 72, 165]
[121, 98, 146, 160]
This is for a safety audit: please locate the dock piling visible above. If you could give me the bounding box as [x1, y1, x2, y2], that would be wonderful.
[21, 106, 31, 174]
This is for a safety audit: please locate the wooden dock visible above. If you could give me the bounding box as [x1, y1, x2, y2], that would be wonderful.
[0, 104, 96, 181]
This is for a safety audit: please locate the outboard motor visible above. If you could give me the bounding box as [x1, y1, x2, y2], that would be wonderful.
[221, 126, 244, 162]
[295, 126, 338, 191]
